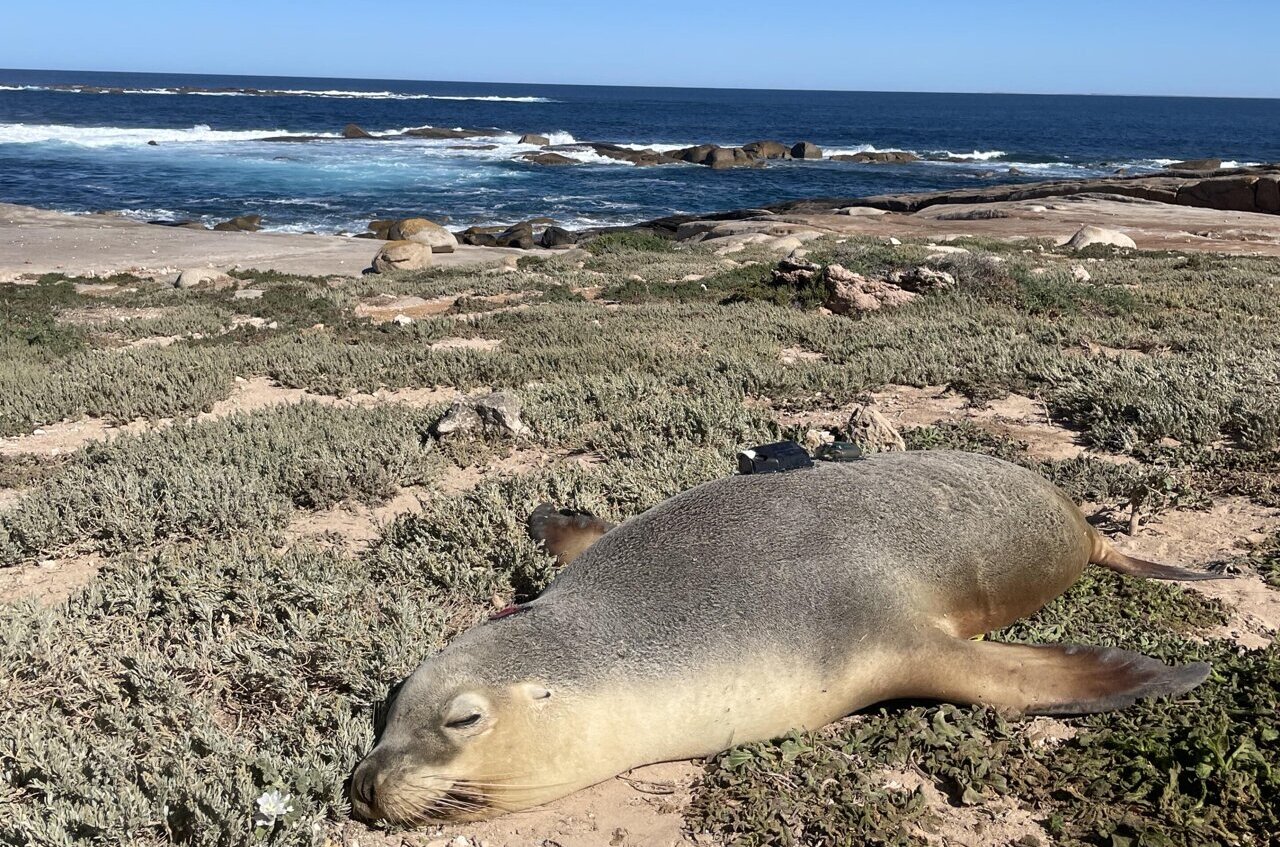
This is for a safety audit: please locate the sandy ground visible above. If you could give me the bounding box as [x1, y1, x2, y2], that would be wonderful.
[740, 195, 1280, 256]
[0, 204, 546, 278]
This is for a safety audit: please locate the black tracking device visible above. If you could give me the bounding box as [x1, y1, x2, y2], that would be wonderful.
[736, 441, 814, 475]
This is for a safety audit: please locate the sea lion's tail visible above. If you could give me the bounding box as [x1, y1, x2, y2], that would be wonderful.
[1088, 528, 1228, 581]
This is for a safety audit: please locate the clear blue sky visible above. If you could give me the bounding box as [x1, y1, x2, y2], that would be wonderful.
[3, 0, 1277, 98]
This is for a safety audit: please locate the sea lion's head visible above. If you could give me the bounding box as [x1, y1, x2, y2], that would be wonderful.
[348, 622, 590, 824]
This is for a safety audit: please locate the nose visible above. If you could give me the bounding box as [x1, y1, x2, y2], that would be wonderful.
[349, 757, 384, 822]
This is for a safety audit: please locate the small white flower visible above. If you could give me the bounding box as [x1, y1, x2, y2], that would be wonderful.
[255, 789, 294, 826]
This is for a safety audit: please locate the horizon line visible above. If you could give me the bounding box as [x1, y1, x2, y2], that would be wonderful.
[3, 65, 1279, 102]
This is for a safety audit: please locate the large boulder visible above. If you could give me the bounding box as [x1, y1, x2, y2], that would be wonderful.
[707, 147, 739, 169]
[1177, 175, 1259, 212]
[435, 392, 529, 437]
[212, 214, 262, 232]
[519, 133, 551, 146]
[791, 141, 823, 159]
[342, 123, 374, 139]
[887, 266, 956, 292]
[366, 219, 396, 239]
[1065, 225, 1137, 251]
[520, 152, 577, 166]
[371, 240, 433, 273]
[174, 268, 236, 290]
[494, 221, 536, 249]
[388, 218, 457, 253]
[830, 150, 919, 164]
[1257, 177, 1280, 213]
[823, 264, 917, 314]
[742, 140, 791, 160]
[671, 144, 717, 165]
[540, 226, 576, 248]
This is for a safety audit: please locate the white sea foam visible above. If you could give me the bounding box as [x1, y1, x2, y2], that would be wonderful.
[0, 123, 334, 147]
[0, 83, 554, 102]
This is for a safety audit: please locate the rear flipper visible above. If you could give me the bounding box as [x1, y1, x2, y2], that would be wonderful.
[527, 504, 614, 567]
[1090, 530, 1230, 582]
[902, 637, 1210, 716]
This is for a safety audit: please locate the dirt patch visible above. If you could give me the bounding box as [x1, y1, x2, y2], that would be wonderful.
[878, 768, 1049, 847]
[0, 550, 104, 606]
[779, 346, 827, 365]
[1115, 497, 1280, 648]
[356, 294, 460, 323]
[430, 337, 502, 352]
[771, 384, 1100, 463]
[0, 377, 458, 458]
[73, 282, 128, 297]
[284, 486, 431, 549]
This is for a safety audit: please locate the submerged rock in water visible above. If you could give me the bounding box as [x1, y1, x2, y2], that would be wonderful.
[212, 214, 262, 232]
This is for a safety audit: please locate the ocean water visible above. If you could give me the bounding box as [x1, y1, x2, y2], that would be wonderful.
[2, 68, 1279, 233]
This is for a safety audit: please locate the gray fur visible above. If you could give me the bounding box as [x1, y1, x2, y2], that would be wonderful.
[394, 450, 1087, 707]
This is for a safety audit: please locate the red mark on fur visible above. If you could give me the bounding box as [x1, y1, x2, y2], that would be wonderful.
[489, 604, 527, 621]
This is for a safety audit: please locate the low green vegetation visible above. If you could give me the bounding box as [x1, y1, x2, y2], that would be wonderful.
[1, 237, 1277, 845]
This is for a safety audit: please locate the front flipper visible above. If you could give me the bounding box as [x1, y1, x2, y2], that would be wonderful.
[902, 637, 1210, 716]
[527, 503, 615, 567]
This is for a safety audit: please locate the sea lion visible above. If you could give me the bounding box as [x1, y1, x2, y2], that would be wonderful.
[349, 450, 1221, 824]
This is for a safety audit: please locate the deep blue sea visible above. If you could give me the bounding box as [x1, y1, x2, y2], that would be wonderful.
[2, 69, 1279, 232]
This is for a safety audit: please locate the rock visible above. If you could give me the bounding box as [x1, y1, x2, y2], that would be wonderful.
[519, 133, 551, 146]
[587, 144, 674, 166]
[212, 214, 262, 232]
[367, 219, 396, 239]
[520, 152, 577, 166]
[707, 147, 739, 170]
[1065, 225, 1136, 251]
[173, 268, 236, 290]
[741, 140, 791, 160]
[392, 314, 414, 326]
[1257, 177, 1280, 214]
[1177, 175, 1259, 212]
[388, 218, 457, 253]
[540, 226, 576, 248]
[494, 221, 536, 249]
[887, 266, 955, 292]
[791, 141, 823, 160]
[772, 257, 821, 287]
[436, 392, 528, 437]
[400, 126, 490, 140]
[372, 240, 433, 273]
[342, 123, 374, 139]
[475, 392, 529, 435]
[146, 140, 158, 146]
[1007, 167, 1024, 175]
[823, 264, 917, 314]
[447, 143, 499, 151]
[846, 405, 906, 452]
[232, 288, 264, 300]
[1071, 264, 1092, 282]
[830, 151, 918, 164]
[839, 206, 889, 216]
[1165, 158, 1221, 172]
[671, 144, 717, 165]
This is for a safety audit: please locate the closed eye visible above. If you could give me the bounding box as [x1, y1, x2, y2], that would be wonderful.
[446, 713, 482, 729]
